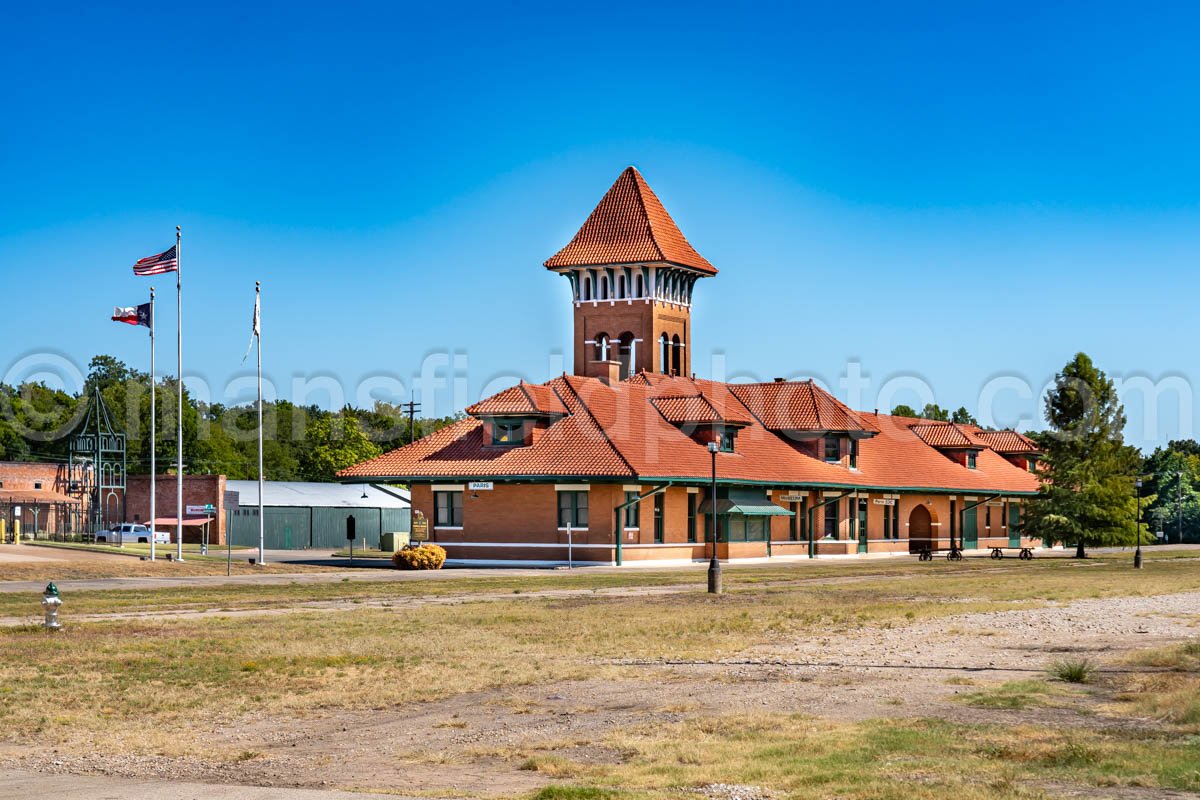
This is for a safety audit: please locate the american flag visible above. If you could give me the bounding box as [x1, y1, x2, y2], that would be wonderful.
[132, 245, 178, 276]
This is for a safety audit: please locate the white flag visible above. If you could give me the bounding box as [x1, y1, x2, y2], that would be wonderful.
[242, 290, 260, 363]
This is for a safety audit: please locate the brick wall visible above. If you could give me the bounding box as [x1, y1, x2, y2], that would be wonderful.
[0, 461, 83, 535]
[125, 474, 227, 544]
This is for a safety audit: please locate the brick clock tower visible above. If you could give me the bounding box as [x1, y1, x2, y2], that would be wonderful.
[544, 167, 717, 381]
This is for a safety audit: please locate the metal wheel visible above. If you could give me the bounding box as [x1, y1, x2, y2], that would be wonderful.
[990, 548, 1003, 560]
[947, 549, 963, 562]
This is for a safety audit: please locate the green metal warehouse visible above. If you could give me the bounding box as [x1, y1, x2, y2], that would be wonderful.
[225, 481, 410, 550]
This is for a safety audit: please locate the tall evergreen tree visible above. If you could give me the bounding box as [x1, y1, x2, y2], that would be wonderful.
[1027, 353, 1145, 557]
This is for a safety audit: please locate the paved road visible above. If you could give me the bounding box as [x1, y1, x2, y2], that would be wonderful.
[0, 770, 421, 800]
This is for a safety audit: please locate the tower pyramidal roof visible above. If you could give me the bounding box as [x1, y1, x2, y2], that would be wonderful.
[544, 166, 717, 275]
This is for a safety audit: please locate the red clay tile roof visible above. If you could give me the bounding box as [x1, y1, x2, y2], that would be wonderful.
[729, 381, 877, 433]
[340, 377, 630, 480]
[341, 374, 1040, 496]
[909, 422, 982, 449]
[543, 167, 717, 275]
[464, 381, 568, 417]
[651, 394, 752, 426]
[973, 429, 1040, 455]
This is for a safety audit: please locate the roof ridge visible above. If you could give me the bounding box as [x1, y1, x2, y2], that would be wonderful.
[559, 375, 638, 478]
[627, 167, 669, 263]
[517, 382, 536, 412]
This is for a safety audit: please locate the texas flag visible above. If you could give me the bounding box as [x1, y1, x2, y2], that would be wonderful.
[112, 303, 152, 328]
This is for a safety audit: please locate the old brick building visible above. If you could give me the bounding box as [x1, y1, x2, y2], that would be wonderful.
[0, 461, 83, 539]
[340, 167, 1042, 565]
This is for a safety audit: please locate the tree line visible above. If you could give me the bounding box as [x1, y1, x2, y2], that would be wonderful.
[897, 353, 1198, 552]
[0, 355, 461, 481]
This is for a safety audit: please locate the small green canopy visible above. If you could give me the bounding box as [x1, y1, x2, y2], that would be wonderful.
[698, 488, 794, 516]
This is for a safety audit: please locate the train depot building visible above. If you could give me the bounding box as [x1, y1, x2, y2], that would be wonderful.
[341, 167, 1042, 566]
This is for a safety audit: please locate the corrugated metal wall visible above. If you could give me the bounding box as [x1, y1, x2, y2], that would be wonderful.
[227, 506, 408, 550]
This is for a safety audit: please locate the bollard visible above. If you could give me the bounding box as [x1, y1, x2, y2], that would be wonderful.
[41, 583, 62, 631]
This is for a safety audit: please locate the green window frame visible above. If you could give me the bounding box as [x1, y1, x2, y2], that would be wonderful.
[491, 418, 525, 446]
[883, 502, 891, 539]
[849, 439, 859, 469]
[824, 436, 841, 463]
[859, 498, 869, 538]
[967, 451, 977, 469]
[719, 428, 735, 453]
[789, 502, 798, 541]
[653, 493, 664, 543]
[824, 501, 839, 538]
[557, 491, 588, 528]
[687, 493, 697, 543]
[891, 502, 900, 539]
[434, 491, 463, 527]
[623, 491, 640, 528]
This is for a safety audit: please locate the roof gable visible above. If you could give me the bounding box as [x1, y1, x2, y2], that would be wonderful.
[465, 381, 568, 417]
[729, 381, 876, 434]
[543, 167, 717, 275]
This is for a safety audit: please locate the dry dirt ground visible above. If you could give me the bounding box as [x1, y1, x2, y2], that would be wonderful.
[2, 589, 1196, 799]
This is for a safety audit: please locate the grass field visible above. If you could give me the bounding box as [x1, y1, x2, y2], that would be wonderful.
[0, 549, 1197, 798]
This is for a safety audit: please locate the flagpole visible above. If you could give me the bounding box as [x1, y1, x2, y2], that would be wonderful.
[149, 287, 156, 562]
[176, 225, 183, 561]
[256, 281, 265, 566]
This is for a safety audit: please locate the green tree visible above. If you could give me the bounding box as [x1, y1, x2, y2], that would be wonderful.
[301, 414, 382, 481]
[920, 403, 950, 421]
[890, 404, 919, 418]
[1027, 353, 1145, 557]
[951, 406, 978, 425]
[1143, 446, 1200, 543]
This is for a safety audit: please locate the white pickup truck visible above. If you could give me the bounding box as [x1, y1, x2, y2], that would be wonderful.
[96, 523, 169, 545]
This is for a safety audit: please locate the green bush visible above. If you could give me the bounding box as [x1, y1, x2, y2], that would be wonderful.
[1049, 658, 1096, 684]
[391, 544, 447, 570]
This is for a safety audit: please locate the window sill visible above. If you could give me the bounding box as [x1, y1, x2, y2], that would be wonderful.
[434, 526, 463, 531]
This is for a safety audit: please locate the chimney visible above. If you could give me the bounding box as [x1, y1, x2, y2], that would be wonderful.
[592, 360, 622, 386]
[774, 377, 786, 383]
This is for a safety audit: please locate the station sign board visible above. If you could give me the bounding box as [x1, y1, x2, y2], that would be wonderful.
[411, 509, 430, 542]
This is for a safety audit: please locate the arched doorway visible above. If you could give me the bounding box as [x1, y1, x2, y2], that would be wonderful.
[908, 504, 934, 553]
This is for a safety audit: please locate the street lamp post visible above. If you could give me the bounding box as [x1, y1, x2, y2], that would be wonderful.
[1134, 478, 1143, 569]
[707, 440, 722, 595]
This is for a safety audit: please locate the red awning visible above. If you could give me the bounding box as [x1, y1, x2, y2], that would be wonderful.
[150, 516, 213, 527]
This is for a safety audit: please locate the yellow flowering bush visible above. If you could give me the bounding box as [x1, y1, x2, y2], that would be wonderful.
[392, 544, 447, 570]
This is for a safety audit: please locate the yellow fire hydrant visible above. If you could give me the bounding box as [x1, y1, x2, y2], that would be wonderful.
[41, 583, 62, 631]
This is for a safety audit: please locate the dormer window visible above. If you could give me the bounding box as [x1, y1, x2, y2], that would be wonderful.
[849, 439, 859, 469]
[719, 428, 736, 453]
[824, 436, 841, 463]
[967, 451, 978, 469]
[491, 419, 525, 446]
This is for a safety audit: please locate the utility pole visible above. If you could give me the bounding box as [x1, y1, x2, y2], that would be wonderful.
[401, 400, 422, 445]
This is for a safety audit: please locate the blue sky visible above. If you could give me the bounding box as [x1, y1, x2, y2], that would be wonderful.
[1, 2, 1196, 452]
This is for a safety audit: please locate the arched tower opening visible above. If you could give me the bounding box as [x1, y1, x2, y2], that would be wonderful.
[543, 167, 717, 381]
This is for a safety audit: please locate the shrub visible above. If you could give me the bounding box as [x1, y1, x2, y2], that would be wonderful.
[1049, 658, 1096, 684]
[392, 544, 446, 570]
